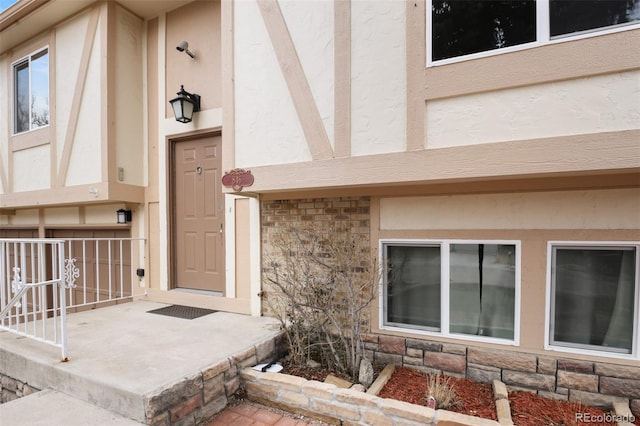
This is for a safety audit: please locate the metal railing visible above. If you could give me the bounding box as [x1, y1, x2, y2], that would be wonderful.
[0, 237, 146, 361]
[62, 238, 146, 310]
[0, 239, 68, 360]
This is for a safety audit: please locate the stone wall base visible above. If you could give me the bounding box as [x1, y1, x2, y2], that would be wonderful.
[143, 333, 285, 425]
[364, 334, 640, 418]
[0, 373, 40, 404]
[241, 368, 500, 426]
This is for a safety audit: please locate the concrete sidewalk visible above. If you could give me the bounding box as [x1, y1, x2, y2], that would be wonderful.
[0, 300, 282, 424]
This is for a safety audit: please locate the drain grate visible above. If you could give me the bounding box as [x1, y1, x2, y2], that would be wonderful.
[147, 304, 217, 320]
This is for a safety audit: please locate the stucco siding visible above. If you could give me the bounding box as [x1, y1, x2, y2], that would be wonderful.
[14, 145, 50, 191]
[115, 6, 144, 186]
[55, 10, 91, 168]
[351, 0, 406, 156]
[380, 188, 640, 230]
[234, 0, 311, 167]
[426, 71, 640, 149]
[279, 0, 334, 149]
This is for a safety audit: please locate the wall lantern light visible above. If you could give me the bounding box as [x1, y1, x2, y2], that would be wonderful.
[169, 85, 201, 123]
[117, 209, 132, 224]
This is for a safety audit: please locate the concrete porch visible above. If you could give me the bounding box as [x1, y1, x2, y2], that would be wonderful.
[0, 300, 282, 425]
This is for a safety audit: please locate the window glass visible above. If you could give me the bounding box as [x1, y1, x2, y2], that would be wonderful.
[386, 245, 441, 330]
[14, 61, 29, 133]
[13, 49, 49, 134]
[450, 244, 516, 339]
[30, 50, 49, 129]
[431, 0, 536, 61]
[550, 0, 640, 37]
[551, 246, 636, 353]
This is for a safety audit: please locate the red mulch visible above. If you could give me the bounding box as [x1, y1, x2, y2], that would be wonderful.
[378, 366, 497, 420]
[510, 391, 640, 426]
[379, 367, 640, 426]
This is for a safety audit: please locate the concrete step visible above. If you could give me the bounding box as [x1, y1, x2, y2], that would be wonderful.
[0, 301, 282, 424]
[0, 389, 145, 426]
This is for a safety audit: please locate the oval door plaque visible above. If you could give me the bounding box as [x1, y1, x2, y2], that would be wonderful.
[222, 168, 254, 192]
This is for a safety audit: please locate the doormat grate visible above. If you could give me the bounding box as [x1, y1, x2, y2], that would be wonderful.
[147, 304, 217, 320]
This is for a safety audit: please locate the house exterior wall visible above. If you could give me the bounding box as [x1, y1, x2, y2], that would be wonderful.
[230, 0, 640, 407]
[1, 1, 258, 314]
[0, 2, 145, 208]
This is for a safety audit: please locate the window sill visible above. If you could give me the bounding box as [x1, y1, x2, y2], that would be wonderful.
[11, 126, 50, 151]
[379, 324, 519, 347]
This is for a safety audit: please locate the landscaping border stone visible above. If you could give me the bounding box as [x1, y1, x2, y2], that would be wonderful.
[241, 368, 501, 426]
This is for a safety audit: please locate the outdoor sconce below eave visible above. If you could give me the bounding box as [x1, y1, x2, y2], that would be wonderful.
[117, 209, 132, 224]
[169, 85, 201, 123]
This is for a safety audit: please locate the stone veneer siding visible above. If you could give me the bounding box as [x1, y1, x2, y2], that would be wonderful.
[0, 373, 40, 404]
[240, 368, 500, 426]
[1, 334, 285, 425]
[364, 334, 640, 417]
[143, 333, 286, 425]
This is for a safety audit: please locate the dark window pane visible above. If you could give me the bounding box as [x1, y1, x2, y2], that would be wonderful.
[552, 248, 636, 352]
[449, 244, 515, 339]
[15, 61, 29, 133]
[550, 0, 640, 37]
[386, 245, 441, 330]
[432, 0, 536, 61]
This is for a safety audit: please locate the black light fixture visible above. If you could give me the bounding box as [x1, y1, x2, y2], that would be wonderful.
[117, 209, 132, 224]
[169, 85, 201, 123]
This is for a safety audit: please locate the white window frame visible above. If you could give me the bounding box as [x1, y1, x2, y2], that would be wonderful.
[379, 239, 521, 346]
[427, 0, 640, 66]
[12, 46, 50, 135]
[545, 241, 640, 360]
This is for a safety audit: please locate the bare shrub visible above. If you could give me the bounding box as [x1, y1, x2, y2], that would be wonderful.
[264, 224, 379, 381]
[426, 373, 459, 410]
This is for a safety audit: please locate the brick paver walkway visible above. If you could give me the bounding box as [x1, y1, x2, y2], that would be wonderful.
[207, 402, 321, 426]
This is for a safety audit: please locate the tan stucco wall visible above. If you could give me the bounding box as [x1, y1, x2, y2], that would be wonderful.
[114, 6, 144, 187]
[165, 0, 221, 117]
[380, 188, 640, 230]
[373, 189, 640, 364]
[426, 71, 640, 149]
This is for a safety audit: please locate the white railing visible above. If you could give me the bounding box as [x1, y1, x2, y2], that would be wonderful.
[0, 239, 68, 361]
[0, 237, 146, 361]
[62, 238, 146, 310]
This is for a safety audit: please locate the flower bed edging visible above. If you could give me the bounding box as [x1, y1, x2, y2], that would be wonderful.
[240, 368, 500, 426]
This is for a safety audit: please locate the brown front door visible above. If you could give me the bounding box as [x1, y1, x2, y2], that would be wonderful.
[173, 135, 225, 292]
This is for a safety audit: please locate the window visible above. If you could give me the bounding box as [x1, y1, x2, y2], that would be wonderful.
[383, 240, 519, 343]
[429, 0, 640, 64]
[13, 48, 49, 134]
[548, 243, 639, 356]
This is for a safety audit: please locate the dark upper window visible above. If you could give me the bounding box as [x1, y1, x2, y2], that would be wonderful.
[430, 0, 640, 64]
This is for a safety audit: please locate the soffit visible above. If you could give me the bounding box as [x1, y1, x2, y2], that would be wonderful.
[0, 0, 191, 54]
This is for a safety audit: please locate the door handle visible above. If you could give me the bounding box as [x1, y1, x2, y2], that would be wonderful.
[220, 223, 223, 240]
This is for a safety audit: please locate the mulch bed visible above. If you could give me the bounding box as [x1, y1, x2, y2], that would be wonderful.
[378, 366, 497, 420]
[378, 366, 640, 426]
[280, 362, 639, 426]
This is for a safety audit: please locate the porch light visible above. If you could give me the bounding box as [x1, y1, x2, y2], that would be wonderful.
[117, 209, 132, 224]
[169, 85, 201, 123]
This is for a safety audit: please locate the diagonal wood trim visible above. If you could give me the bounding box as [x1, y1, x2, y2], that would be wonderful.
[56, 7, 100, 187]
[334, 0, 351, 158]
[257, 0, 334, 160]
